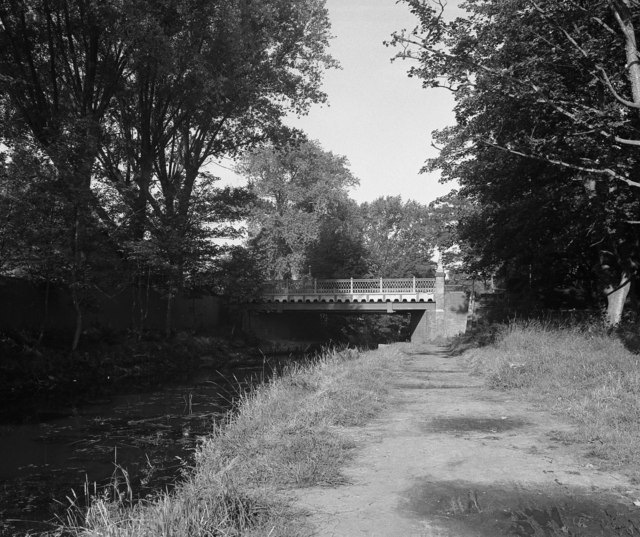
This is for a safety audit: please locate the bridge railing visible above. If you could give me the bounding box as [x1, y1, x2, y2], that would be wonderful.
[260, 278, 436, 299]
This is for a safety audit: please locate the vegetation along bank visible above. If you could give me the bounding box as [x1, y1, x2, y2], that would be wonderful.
[468, 322, 640, 481]
[56, 346, 399, 536]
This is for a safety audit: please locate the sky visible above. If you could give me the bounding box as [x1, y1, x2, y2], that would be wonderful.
[213, 0, 466, 205]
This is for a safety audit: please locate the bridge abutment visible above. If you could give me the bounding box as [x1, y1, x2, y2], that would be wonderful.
[408, 307, 434, 343]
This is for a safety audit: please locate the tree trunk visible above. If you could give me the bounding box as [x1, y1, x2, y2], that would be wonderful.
[134, 266, 151, 340]
[605, 273, 631, 326]
[38, 278, 51, 345]
[613, 0, 640, 107]
[70, 204, 85, 353]
[165, 293, 174, 338]
[71, 283, 83, 352]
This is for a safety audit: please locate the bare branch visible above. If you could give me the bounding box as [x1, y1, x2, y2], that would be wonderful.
[591, 16, 617, 35]
[614, 135, 640, 146]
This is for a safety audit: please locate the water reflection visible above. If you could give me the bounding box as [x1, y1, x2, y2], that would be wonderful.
[0, 358, 279, 536]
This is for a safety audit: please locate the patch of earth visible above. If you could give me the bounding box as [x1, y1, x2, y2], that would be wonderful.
[401, 479, 640, 537]
[408, 369, 467, 374]
[425, 416, 528, 434]
[392, 382, 475, 390]
[295, 344, 640, 537]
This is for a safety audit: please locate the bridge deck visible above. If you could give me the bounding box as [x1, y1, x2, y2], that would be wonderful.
[256, 278, 436, 304]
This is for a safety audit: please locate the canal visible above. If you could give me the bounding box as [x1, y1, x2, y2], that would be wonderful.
[0, 353, 294, 536]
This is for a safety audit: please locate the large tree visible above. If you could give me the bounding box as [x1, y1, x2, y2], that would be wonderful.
[390, 0, 640, 323]
[0, 0, 132, 347]
[239, 140, 358, 279]
[95, 0, 336, 331]
[358, 196, 433, 277]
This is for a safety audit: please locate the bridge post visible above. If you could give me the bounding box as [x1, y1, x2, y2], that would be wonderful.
[435, 266, 446, 337]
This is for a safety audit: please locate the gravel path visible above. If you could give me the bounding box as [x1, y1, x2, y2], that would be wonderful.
[295, 344, 640, 536]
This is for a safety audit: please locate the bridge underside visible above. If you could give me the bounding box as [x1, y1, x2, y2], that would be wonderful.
[240, 302, 432, 312]
[238, 302, 437, 343]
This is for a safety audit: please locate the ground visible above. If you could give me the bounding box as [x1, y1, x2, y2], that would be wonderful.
[295, 344, 640, 536]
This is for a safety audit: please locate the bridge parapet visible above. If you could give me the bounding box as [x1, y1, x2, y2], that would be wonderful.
[258, 278, 436, 303]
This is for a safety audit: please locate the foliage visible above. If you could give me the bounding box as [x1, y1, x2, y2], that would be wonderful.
[306, 198, 369, 278]
[211, 245, 264, 299]
[240, 140, 359, 279]
[0, 0, 336, 344]
[389, 0, 640, 318]
[97, 0, 337, 285]
[0, 141, 69, 279]
[358, 196, 433, 277]
[355, 192, 470, 278]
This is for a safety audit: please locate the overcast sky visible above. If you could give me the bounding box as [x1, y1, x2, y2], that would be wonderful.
[213, 0, 466, 205]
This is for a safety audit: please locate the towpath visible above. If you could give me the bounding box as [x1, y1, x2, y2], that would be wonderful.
[295, 344, 640, 536]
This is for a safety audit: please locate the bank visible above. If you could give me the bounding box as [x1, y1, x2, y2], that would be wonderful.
[56, 345, 400, 536]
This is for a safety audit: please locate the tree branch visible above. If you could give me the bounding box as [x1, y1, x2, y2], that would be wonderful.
[480, 140, 640, 188]
[596, 65, 640, 109]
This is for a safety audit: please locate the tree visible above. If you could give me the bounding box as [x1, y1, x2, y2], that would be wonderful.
[96, 0, 336, 331]
[239, 140, 358, 279]
[1, 0, 337, 341]
[358, 196, 434, 277]
[307, 198, 369, 278]
[0, 0, 132, 348]
[390, 0, 640, 323]
[0, 137, 126, 341]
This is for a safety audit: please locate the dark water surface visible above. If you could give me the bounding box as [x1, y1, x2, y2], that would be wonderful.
[0, 357, 287, 536]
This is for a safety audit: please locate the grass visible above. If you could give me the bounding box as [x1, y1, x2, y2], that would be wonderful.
[53, 346, 400, 537]
[467, 321, 640, 479]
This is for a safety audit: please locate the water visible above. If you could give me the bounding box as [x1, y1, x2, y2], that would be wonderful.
[0, 358, 281, 536]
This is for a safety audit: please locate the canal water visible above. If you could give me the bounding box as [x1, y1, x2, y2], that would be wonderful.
[0, 355, 291, 536]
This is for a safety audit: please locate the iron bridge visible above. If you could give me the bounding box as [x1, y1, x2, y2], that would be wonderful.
[256, 278, 436, 304]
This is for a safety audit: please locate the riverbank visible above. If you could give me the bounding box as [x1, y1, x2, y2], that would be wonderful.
[56, 346, 400, 536]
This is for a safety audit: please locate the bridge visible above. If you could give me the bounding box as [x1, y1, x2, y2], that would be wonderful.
[236, 274, 469, 344]
[258, 277, 436, 304]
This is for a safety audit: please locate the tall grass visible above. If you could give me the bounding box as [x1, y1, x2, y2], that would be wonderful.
[54, 346, 399, 537]
[469, 322, 640, 478]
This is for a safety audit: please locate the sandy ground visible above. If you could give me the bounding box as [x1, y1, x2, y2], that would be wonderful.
[295, 344, 640, 537]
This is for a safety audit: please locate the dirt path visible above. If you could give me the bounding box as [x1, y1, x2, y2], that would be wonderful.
[295, 344, 640, 536]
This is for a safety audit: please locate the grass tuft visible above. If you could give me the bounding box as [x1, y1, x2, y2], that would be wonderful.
[54, 346, 399, 536]
[469, 321, 640, 478]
